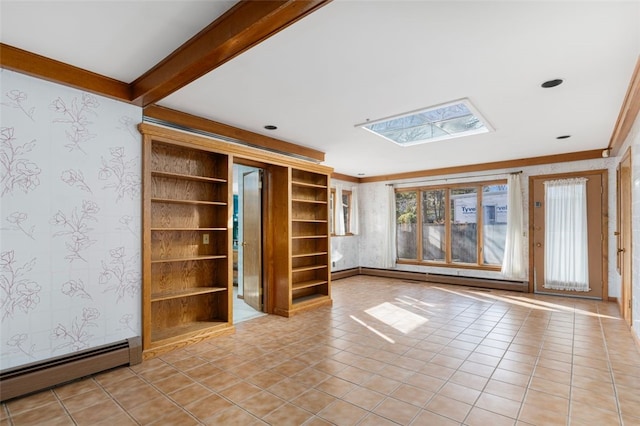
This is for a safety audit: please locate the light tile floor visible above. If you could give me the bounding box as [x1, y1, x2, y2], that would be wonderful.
[233, 286, 266, 324]
[3, 275, 640, 425]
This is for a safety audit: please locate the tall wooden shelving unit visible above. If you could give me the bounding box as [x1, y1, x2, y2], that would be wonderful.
[142, 135, 233, 359]
[274, 167, 332, 317]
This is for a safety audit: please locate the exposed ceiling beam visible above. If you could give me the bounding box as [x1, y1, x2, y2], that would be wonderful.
[130, 0, 332, 107]
[144, 104, 325, 162]
[0, 43, 131, 102]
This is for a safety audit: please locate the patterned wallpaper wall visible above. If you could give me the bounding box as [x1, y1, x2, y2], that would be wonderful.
[1, 70, 142, 370]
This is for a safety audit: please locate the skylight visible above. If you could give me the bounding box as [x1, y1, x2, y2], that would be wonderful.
[356, 98, 492, 146]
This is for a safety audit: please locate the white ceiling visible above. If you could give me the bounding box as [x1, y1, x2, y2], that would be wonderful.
[2, 1, 639, 177]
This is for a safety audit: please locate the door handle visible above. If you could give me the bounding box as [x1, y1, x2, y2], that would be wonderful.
[241, 241, 247, 247]
[536, 243, 542, 248]
[618, 248, 625, 253]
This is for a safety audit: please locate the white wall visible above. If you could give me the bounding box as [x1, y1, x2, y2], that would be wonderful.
[330, 179, 360, 272]
[358, 156, 619, 296]
[0, 70, 142, 370]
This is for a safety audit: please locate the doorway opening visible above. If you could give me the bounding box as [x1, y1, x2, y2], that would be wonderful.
[233, 164, 266, 323]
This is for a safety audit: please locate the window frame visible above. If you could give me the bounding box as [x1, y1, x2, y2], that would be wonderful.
[395, 179, 507, 270]
[330, 188, 353, 236]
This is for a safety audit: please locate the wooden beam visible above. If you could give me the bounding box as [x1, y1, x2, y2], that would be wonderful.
[359, 149, 604, 183]
[609, 55, 640, 156]
[130, 0, 332, 107]
[0, 43, 131, 102]
[144, 104, 324, 162]
[331, 172, 360, 183]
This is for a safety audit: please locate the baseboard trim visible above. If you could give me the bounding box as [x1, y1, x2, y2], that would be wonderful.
[331, 267, 361, 281]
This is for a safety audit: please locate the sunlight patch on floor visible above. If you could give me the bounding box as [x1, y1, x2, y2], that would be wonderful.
[349, 315, 395, 344]
[365, 301, 428, 334]
[505, 295, 619, 319]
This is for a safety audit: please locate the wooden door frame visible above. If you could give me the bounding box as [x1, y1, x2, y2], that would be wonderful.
[618, 148, 632, 324]
[528, 169, 609, 297]
[234, 158, 271, 314]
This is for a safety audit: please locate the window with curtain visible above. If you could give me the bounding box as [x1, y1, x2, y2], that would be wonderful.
[330, 187, 354, 236]
[543, 178, 589, 291]
[501, 174, 525, 279]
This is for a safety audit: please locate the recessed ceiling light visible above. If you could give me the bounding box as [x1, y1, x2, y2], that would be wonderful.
[541, 79, 563, 88]
[264, 125, 277, 130]
[357, 173, 365, 176]
[556, 135, 571, 139]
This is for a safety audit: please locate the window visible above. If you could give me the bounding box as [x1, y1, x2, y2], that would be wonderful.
[396, 181, 507, 268]
[356, 98, 492, 147]
[331, 188, 352, 235]
[396, 191, 417, 258]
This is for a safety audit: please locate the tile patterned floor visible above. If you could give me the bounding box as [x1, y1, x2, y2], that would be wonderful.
[3, 275, 640, 425]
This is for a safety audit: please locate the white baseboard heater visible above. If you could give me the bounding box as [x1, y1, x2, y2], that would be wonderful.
[0, 337, 142, 402]
[425, 273, 528, 292]
[357, 268, 528, 292]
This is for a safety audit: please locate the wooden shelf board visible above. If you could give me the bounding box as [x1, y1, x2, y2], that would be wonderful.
[292, 198, 327, 204]
[291, 219, 328, 223]
[292, 280, 328, 291]
[151, 320, 229, 344]
[151, 197, 227, 206]
[292, 235, 327, 239]
[151, 254, 227, 263]
[292, 251, 328, 258]
[292, 180, 327, 189]
[292, 293, 330, 305]
[292, 264, 327, 273]
[151, 227, 227, 231]
[151, 286, 227, 302]
[151, 170, 227, 183]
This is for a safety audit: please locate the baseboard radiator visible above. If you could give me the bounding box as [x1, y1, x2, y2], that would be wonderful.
[358, 267, 528, 292]
[425, 273, 528, 292]
[0, 337, 142, 402]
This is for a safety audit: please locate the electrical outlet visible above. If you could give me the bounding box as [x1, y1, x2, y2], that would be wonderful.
[203, 234, 209, 244]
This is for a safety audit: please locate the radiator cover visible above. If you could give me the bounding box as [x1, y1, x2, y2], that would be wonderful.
[0, 337, 141, 402]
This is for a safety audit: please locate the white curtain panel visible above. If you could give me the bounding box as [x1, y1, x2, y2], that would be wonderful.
[350, 186, 359, 235]
[501, 173, 526, 279]
[543, 178, 589, 291]
[335, 184, 346, 236]
[382, 185, 397, 269]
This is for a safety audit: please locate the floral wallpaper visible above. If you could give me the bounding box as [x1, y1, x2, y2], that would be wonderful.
[1, 69, 142, 370]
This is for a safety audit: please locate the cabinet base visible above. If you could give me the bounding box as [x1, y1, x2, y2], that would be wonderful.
[142, 324, 234, 360]
[274, 296, 332, 318]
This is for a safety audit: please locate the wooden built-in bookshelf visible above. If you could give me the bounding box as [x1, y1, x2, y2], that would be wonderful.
[273, 168, 331, 317]
[142, 138, 233, 358]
